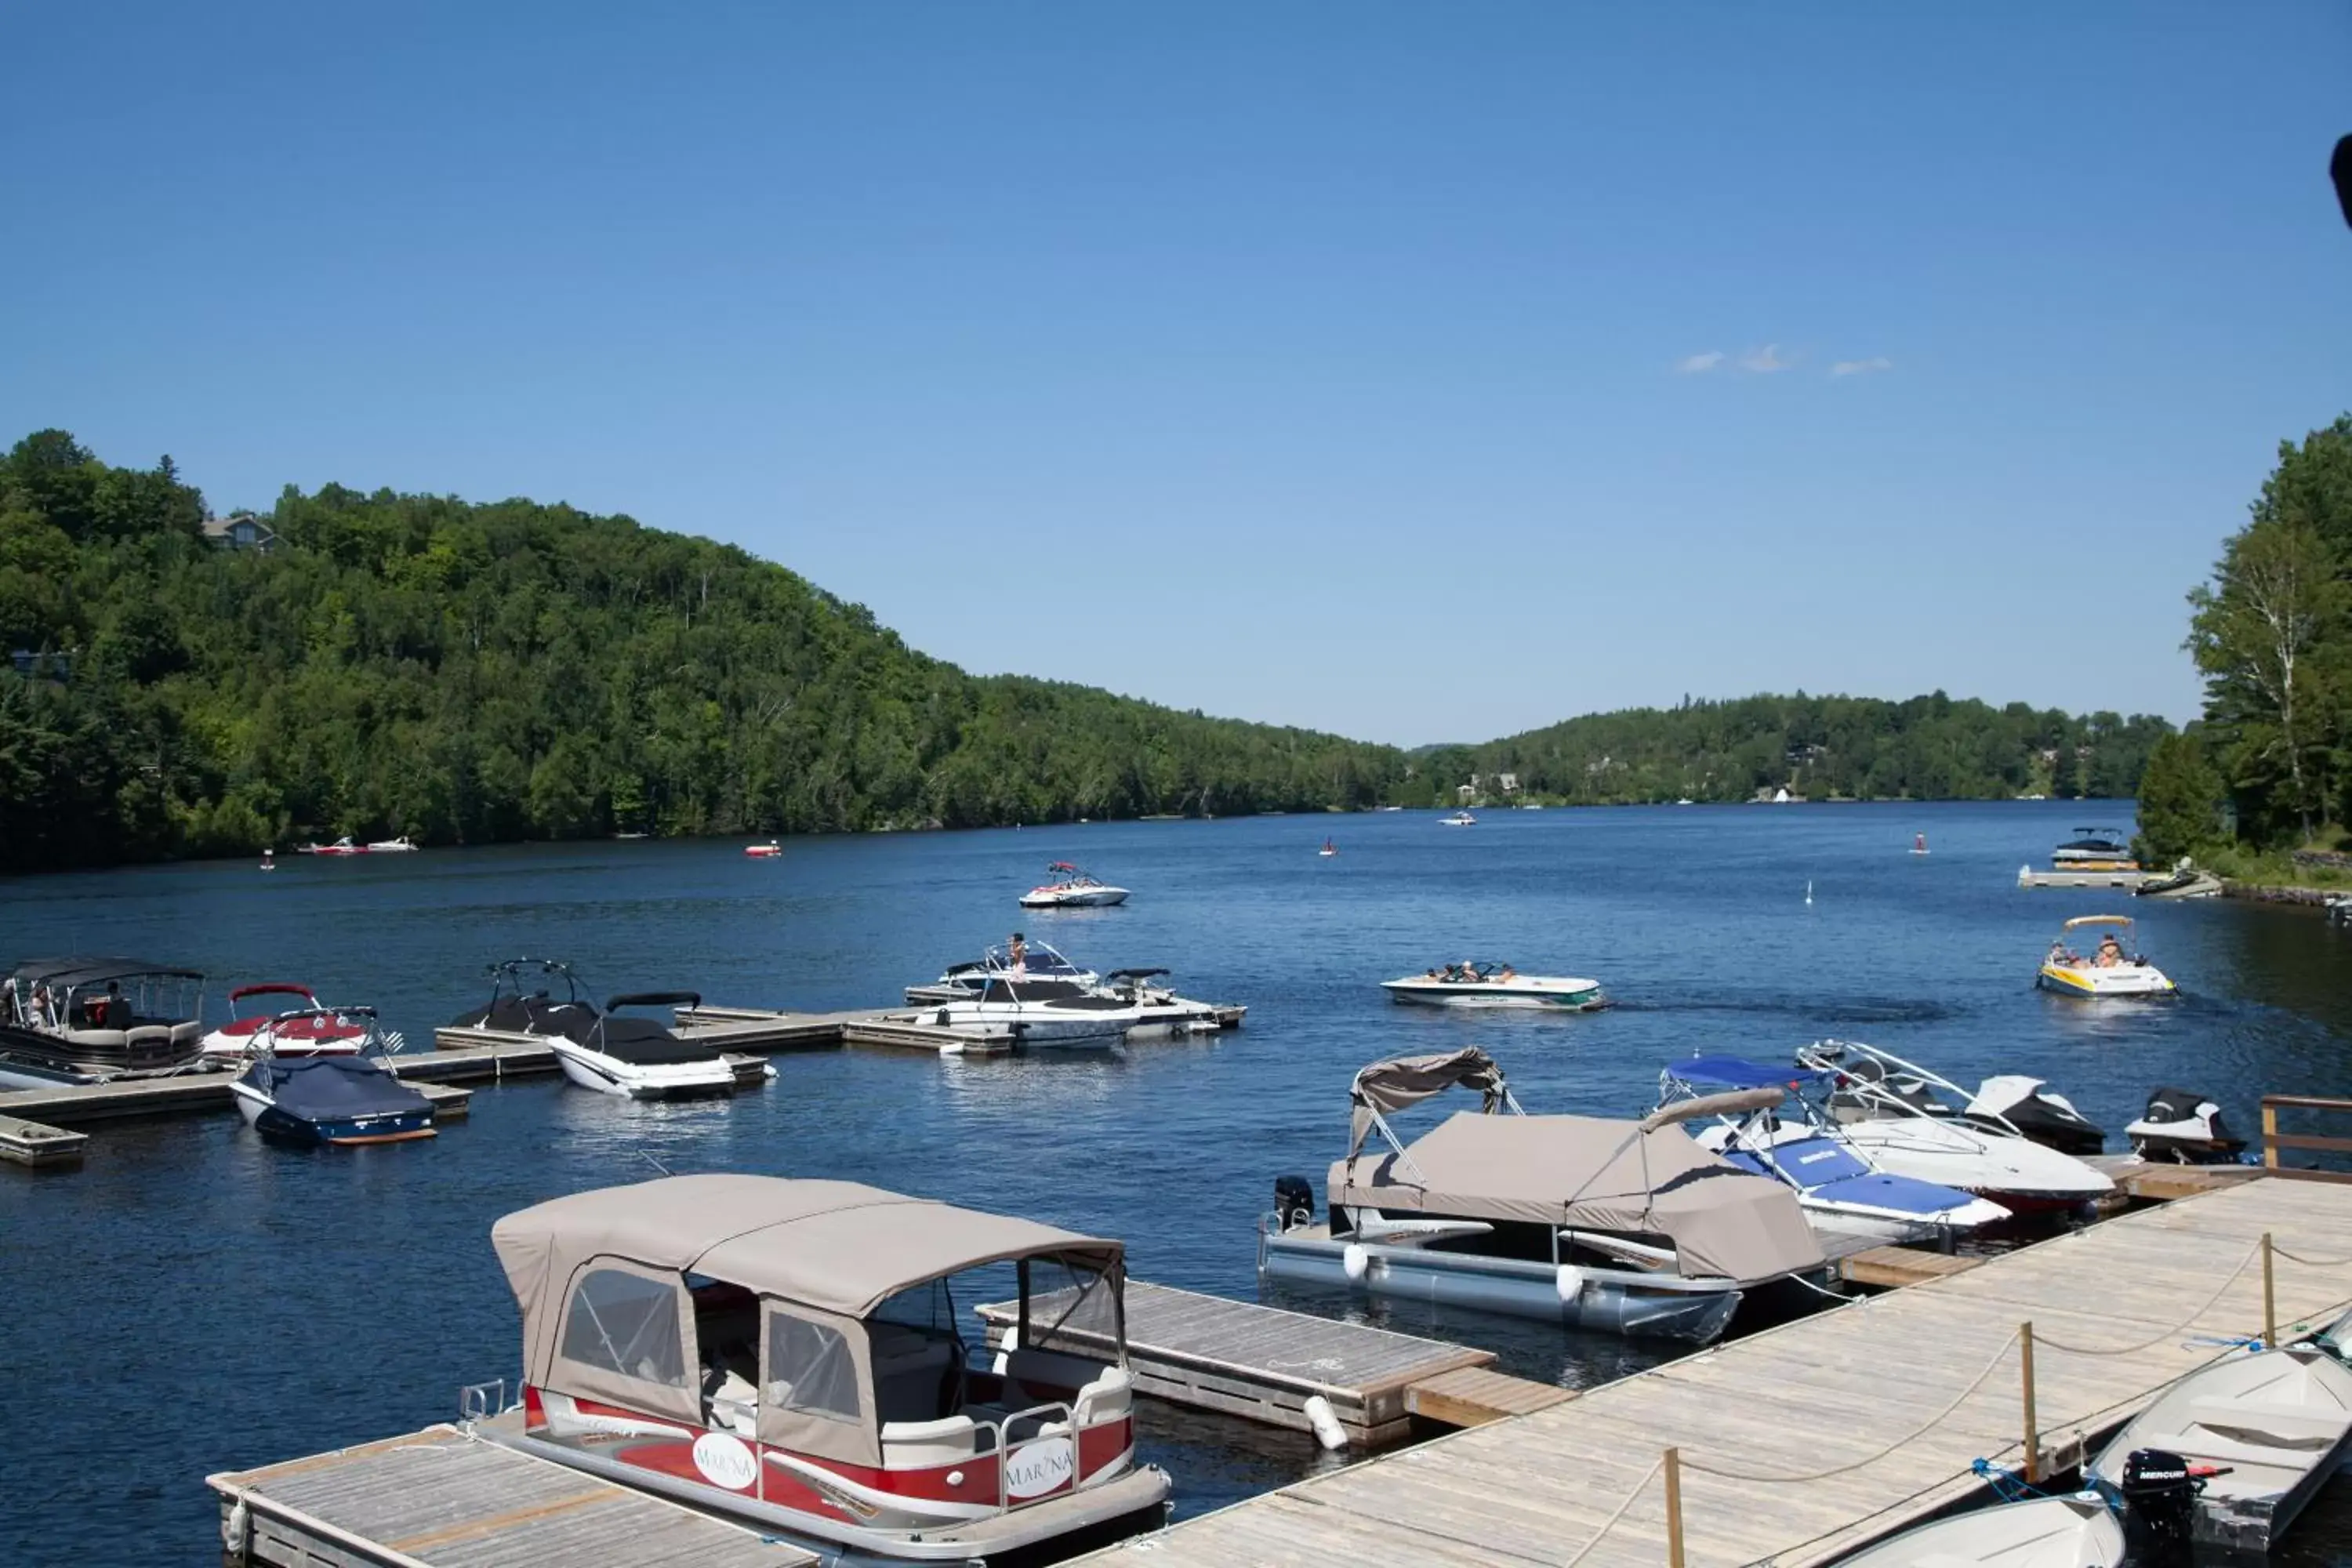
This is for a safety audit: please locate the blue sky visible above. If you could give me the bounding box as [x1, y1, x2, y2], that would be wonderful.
[6, 3, 2347, 745]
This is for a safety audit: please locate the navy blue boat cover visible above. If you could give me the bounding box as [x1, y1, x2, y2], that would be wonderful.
[248, 1057, 429, 1118]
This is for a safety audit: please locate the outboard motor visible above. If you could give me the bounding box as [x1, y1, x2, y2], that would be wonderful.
[1273, 1175, 1315, 1232]
[2127, 1087, 2246, 1164]
[2118, 1447, 2224, 1565]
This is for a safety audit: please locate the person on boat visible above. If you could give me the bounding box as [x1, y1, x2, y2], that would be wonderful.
[1008, 932, 1028, 973]
[2095, 933, 2125, 967]
[2048, 940, 2076, 967]
[1497, 964, 1517, 982]
[1459, 959, 1481, 984]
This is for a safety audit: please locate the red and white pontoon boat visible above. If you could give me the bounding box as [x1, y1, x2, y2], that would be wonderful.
[474, 1175, 1170, 1563]
[200, 983, 368, 1061]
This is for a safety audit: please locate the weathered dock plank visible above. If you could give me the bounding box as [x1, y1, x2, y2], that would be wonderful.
[0, 1111, 87, 1166]
[1076, 1175, 2352, 1568]
[1835, 1245, 1983, 1289]
[209, 1423, 815, 1568]
[979, 1280, 1497, 1444]
[1404, 1365, 1577, 1427]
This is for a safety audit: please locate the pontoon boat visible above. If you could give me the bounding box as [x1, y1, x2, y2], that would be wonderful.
[550, 992, 738, 1100]
[0, 957, 209, 1089]
[200, 982, 368, 1060]
[1657, 1058, 2010, 1244]
[2038, 915, 2176, 998]
[229, 1008, 436, 1146]
[1259, 1048, 1831, 1341]
[2089, 1346, 2352, 1552]
[477, 1175, 1170, 1561]
[1797, 1041, 2114, 1210]
[1018, 864, 1128, 909]
[1381, 961, 1607, 1011]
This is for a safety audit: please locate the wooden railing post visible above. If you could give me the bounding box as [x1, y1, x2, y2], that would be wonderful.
[2263, 1101, 2280, 1169]
[2020, 1323, 2039, 1483]
[1664, 1446, 1685, 1568]
[2263, 1232, 2277, 1347]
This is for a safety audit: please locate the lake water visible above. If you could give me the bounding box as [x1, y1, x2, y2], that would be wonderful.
[3, 801, 2349, 1563]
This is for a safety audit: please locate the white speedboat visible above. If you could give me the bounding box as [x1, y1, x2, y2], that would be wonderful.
[1798, 1041, 2114, 1211]
[2038, 915, 2175, 998]
[547, 991, 738, 1100]
[1806, 1039, 2107, 1153]
[2089, 1346, 2352, 1552]
[365, 835, 419, 852]
[906, 942, 1098, 1005]
[1260, 1048, 1831, 1342]
[1660, 1058, 2010, 1245]
[1018, 862, 1128, 908]
[1094, 968, 1244, 1036]
[2051, 826, 2136, 869]
[1381, 960, 1606, 1011]
[200, 982, 368, 1060]
[479, 1175, 1170, 1562]
[300, 836, 366, 855]
[1831, 1494, 2121, 1568]
[1438, 811, 1476, 826]
[921, 951, 1151, 1049]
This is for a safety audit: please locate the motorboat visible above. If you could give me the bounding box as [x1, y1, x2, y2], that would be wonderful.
[1831, 1493, 2122, 1568]
[199, 982, 368, 1061]
[2089, 1346, 2352, 1552]
[548, 992, 738, 1100]
[2126, 1087, 2248, 1163]
[366, 836, 419, 852]
[447, 959, 603, 1041]
[1797, 1041, 2114, 1210]
[1380, 960, 1607, 1011]
[229, 1008, 436, 1146]
[1658, 1057, 2010, 1245]
[923, 969, 1151, 1051]
[2136, 859, 2223, 899]
[0, 956, 209, 1090]
[477, 1174, 1170, 1561]
[1804, 1039, 2107, 1156]
[905, 942, 1098, 1005]
[1438, 811, 1476, 826]
[2038, 915, 2176, 998]
[746, 840, 783, 858]
[1259, 1047, 1831, 1341]
[2052, 827, 2137, 870]
[300, 836, 367, 855]
[1018, 863, 1128, 909]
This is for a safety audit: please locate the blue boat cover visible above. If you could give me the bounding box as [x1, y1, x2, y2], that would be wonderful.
[1668, 1055, 1828, 1090]
[245, 1056, 429, 1120]
[1807, 1171, 1982, 1216]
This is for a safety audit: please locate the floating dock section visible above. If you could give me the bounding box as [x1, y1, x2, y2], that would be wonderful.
[1071, 1174, 2352, 1568]
[2018, 864, 2154, 889]
[209, 1422, 815, 1568]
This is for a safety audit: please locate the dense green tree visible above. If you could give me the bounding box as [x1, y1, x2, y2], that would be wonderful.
[2131, 732, 2225, 865]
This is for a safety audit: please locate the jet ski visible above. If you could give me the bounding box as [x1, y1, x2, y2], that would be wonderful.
[2127, 1087, 2248, 1164]
[1821, 1049, 2105, 1156]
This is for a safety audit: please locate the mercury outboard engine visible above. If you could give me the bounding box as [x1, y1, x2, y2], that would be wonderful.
[2118, 1447, 2226, 1565]
[1965, 1075, 2106, 1155]
[2127, 1087, 2247, 1163]
[1273, 1175, 1315, 1232]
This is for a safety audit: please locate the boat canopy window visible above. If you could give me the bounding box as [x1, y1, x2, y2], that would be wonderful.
[766, 1311, 862, 1422]
[1021, 1252, 1123, 1358]
[871, 1277, 956, 1334]
[560, 1268, 688, 1388]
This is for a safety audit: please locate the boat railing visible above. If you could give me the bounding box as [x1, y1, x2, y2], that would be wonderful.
[979, 1397, 1080, 1514]
[1802, 1038, 2030, 1143]
[457, 1377, 512, 1428]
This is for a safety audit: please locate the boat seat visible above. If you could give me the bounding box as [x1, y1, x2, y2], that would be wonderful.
[2136, 1428, 2335, 1468]
[880, 1414, 982, 1470]
[869, 1325, 960, 1425]
[2183, 1398, 2350, 1443]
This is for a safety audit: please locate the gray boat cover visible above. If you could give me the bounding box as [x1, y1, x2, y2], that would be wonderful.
[1348, 1047, 1509, 1160]
[1332, 1110, 1828, 1286]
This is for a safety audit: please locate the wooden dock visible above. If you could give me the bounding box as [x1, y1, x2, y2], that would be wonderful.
[1073, 1174, 2352, 1567]
[979, 1280, 1509, 1445]
[0, 1110, 88, 1167]
[209, 1422, 815, 1568]
[2018, 865, 2154, 889]
[0, 1072, 468, 1129]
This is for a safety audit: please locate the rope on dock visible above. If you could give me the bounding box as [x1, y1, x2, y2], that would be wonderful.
[1559, 1454, 1664, 1567]
[2273, 1243, 2352, 1269]
[1682, 1329, 2022, 1485]
[2033, 1239, 2262, 1356]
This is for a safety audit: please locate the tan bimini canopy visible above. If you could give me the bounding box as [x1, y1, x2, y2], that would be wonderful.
[1332, 1111, 1827, 1287]
[494, 1174, 1118, 1327]
[1348, 1046, 1510, 1161]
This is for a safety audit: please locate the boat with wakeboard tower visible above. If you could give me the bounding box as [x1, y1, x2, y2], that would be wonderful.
[1259, 1047, 1832, 1341]
[1380, 960, 1607, 1011]
[920, 949, 1153, 1050]
[229, 1007, 437, 1147]
[2038, 914, 2176, 997]
[905, 941, 1098, 1004]
[1018, 863, 1128, 908]
[471, 1174, 1171, 1562]
[0, 956, 209, 1089]
[546, 992, 742, 1100]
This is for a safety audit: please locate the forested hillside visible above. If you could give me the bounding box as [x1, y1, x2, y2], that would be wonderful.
[0, 429, 2165, 873]
[1434, 693, 2169, 807]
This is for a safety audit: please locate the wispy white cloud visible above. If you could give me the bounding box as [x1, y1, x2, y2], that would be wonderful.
[1675, 350, 1726, 374]
[1738, 343, 1793, 373]
[1830, 356, 1893, 377]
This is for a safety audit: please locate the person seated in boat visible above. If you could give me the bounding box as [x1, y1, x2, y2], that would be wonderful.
[2095, 934, 2125, 967]
[1497, 964, 1517, 982]
[2048, 940, 2078, 968]
[1458, 959, 1483, 984]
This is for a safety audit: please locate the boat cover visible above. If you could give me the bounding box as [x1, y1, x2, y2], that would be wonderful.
[1348, 1047, 1509, 1160]
[1332, 1110, 1827, 1285]
[590, 1016, 721, 1065]
[495, 1174, 1119, 1345]
[245, 1056, 430, 1120]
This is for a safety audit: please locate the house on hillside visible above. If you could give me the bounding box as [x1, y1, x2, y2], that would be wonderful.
[1496, 772, 1519, 795]
[201, 512, 278, 552]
